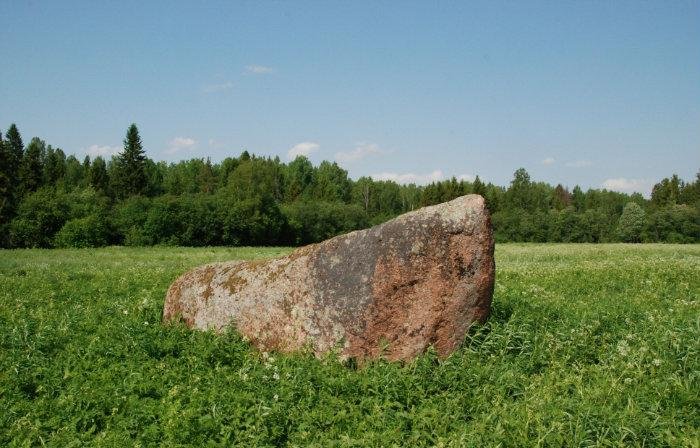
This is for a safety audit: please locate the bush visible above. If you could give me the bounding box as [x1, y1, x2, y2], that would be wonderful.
[9, 188, 70, 247]
[220, 195, 287, 246]
[282, 201, 369, 245]
[54, 215, 110, 248]
[645, 204, 700, 243]
[141, 195, 222, 246]
[617, 202, 646, 243]
[112, 196, 152, 245]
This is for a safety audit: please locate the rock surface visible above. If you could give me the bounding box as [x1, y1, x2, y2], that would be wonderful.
[163, 194, 495, 361]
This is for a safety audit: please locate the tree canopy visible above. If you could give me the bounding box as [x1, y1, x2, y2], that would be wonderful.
[1, 122, 698, 248]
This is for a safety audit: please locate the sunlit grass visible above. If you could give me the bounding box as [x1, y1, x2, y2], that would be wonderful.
[1, 244, 698, 446]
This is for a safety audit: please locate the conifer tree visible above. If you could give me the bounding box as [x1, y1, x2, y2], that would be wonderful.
[4, 124, 24, 173]
[0, 133, 12, 227]
[113, 124, 148, 198]
[472, 175, 485, 196]
[90, 156, 109, 194]
[19, 137, 46, 194]
[3, 124, 24, 212]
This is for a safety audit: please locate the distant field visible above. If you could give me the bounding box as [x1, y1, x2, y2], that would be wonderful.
[1, 244, 698, 446]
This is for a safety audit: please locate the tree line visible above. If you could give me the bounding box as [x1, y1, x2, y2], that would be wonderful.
[0, 123, 698, 248]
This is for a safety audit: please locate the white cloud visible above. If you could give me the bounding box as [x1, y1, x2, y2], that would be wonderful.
[458, 174, 476, 182]
[602, 178, 654, 196]
[335, 142, 383, 163]
[202, 81, 233, 93]
[541, 157, 555, 166]
[245, 64, 274, 74]
[165, 137, 197, 154]
[565, 160, 592, 168]
[85, 144, 121, 158]
[373, 170, 444, 185]
[288, 141, 320, 160]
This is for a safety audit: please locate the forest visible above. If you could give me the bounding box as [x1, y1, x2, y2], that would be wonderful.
[1, 123, 698, 248]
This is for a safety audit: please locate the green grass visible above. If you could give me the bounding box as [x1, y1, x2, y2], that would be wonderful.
[1, 244, 698, 447]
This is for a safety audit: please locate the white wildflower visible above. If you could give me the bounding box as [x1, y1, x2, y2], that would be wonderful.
[617, 340, 630, 357]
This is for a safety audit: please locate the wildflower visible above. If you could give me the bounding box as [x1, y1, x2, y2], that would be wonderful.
[617, 340, 629, 357]
[123, 310, 128, 315]
[652, 359, 662, 367]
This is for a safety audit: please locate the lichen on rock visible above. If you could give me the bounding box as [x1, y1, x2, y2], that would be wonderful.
[163, 194, 495, 362]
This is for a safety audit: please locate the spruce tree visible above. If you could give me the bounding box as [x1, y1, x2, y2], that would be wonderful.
[3, 124, 24, 212]
[472, 175, 485, 196]
[4, 124, 24, 173]
[19, 137, 46, 195]
[0, 134, 12, 225]
[89, 156, 109, 194]
[43, 146, 67, 186]
[114, 124, 148, 198]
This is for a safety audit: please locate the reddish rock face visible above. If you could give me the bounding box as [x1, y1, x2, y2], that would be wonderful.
[163, 195, 495, 362]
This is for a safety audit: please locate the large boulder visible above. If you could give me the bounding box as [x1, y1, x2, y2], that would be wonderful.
[163, 195, 495, 361]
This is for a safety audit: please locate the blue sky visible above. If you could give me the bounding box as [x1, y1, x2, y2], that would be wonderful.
[1, 1, 698, 195]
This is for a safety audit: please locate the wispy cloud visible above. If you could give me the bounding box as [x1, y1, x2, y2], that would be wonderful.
[202, 81, 233, 93]
[565, 160, 592, 168]
[541, 157, 555, 166]
[85, 144, 121, 158]
[335, 142, 383, 163]
[165, 137, 197, 154]
[245, 64, 274, 75]
[288, 141, 320, 160]
[208, 138, 225, 149]
[602, 178, 654, 196]
[458, 174, 476, 182]
[373, 170, 444, 185]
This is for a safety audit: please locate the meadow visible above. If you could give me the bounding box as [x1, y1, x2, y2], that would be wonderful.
[0, 244, 698, 447]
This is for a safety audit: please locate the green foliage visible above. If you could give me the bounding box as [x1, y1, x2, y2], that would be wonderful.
[112, 196, 152, 246]
[219, 195, 287, 246]
[0, 245, 697, 445]
[617, 202, 647, 243]
[89, 156, 109, 194]
[225, 156, 283, 202]
[313, 161, 351, 202]
[282, 201, 369, 245]
[0, 135, 13, 228]
[2, 122, 699, 247]
[9, 188, 70, 247]
[54, 215, 110, 248]
[42, 146, 66, 185]
[18, 137, 45, 195]
[111, 124, 148, 198]
[284, 156, 314, 201]
[4, 124, 24, 177]
[646, 204, 700, 243]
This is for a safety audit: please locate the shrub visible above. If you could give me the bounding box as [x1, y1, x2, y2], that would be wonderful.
[54, 214, 110, 248]
[219, 195, 286, 246]
[282, 201, 368, 245]
[112, 196, 152, 244]
[617, 202, 646, 243]
[9, 188, 70, 247]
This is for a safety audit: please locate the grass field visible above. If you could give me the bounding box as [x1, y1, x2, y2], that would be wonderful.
[1, 244, 698, 447]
